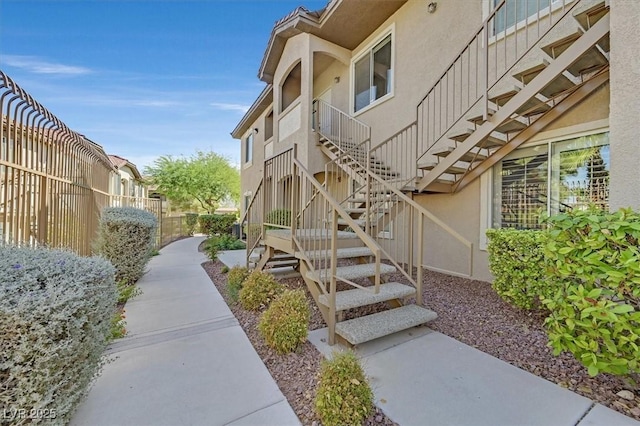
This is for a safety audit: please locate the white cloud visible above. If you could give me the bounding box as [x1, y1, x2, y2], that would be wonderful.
[3, 55, 92, 76]
[210, 102, 249, 113]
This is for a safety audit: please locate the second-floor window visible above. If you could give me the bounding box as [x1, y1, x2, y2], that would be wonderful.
[353, 34, 393, 113]
[493, 0, 564, 34]
[245, 133, 253, 164]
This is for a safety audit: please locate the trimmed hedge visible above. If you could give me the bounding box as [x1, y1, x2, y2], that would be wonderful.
[94, 207, 158, 285]
[258, 290, 309, 353]
[486, 228, 551, 310]
[0, 245, 117, 424]
[198, 214, 236, 236]
[543, 208, 640, 376]
[185, 213, 199, 236]
[315, 351, 373, 426]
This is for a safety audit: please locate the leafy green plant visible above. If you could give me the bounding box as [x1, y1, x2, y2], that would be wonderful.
[258, 290, 309, 353]
[315, 351, 374, 426]
[94, 207, 158, 285]
[543, 207, 640, 376]
[227, 266, 250, 302]
[486, 228, 551, 310]
[221, 265, 230, 273]
[109, 310, 127, 340]
[198, 214, 237, 236]
[209, 234, 246, 250]
[265, 209, 291, 229]
[238, 270, 284, 311]
[116, 280, 142, 305]
[205, 242, 218, 261]
[185, 213, 199, 236]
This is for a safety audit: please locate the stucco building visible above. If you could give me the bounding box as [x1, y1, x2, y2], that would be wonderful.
[232, 0, 636, 345]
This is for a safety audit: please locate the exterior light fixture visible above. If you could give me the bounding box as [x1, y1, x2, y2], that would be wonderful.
[427, 2, 437, 13]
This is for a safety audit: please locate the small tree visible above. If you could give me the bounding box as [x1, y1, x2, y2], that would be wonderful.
[145, 151, 240, 214]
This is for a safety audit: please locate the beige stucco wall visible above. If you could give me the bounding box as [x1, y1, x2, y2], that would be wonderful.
[609, 0, 640, 210]
[353, 0, 483, 144]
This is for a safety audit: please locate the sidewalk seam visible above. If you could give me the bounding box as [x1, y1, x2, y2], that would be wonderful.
[222, 398, 291, 426]
[574, 402, 597, 426]
[105, 315, 238, 355]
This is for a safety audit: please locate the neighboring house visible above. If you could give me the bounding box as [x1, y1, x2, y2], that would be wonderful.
[232, 0, 636, 345]
[108, 155, 147, 199]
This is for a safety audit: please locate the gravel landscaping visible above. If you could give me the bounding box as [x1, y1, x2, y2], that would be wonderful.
[202, 257, 640, 423]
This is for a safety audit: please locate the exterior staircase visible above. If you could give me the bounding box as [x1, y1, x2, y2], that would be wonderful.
[240, 0, 609, 347]
[417, 0, 609, 192]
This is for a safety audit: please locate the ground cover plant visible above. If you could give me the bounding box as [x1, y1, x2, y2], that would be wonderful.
[1, 245, 117, 425]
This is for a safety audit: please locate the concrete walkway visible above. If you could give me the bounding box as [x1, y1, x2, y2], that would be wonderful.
[71, 237, 299, 426]
[309, 324, 640, 426]
[73, 242, 639, 426]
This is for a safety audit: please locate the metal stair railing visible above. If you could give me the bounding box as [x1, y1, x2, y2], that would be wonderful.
[240, 178, 264, 268]
[291, 145, 384, 345]
[313, 99, 371, 152]
[418, 0, 583, 153]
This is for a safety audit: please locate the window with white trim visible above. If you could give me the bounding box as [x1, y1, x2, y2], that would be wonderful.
[244, 133, 253, 164]
[492, 132, 609, 229]
[353, 34, 392, 113]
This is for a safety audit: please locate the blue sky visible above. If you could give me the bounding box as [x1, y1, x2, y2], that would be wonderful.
[0, 0, 327, 171]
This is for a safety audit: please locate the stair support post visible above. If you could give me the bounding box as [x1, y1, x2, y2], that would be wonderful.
[417, 215, 424, 305]
[481, 20, 489, 122]
[291, 144, 298, 252]
[328, 208, 338, 346]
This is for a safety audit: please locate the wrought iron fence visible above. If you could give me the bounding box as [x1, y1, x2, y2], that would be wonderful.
[0, 71, 169, 254]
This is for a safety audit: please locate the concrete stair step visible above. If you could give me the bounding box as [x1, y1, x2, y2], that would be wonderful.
[309, 262, 396, 282]
[303, 246, 374, 260]
[318, 282, 416, 311]
[336, 305, 437, 345]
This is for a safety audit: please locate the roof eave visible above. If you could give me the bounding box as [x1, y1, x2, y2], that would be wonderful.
[231, 84, 273, 139]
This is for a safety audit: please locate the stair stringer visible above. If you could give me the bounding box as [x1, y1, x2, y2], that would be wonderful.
[416, 10, 610, 192]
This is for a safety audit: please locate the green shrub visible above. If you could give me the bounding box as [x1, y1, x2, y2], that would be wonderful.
[198, 214, 236, 236]
[315, 351, 374, 426]
[221, 265, 230, 273]
[542, 207, 640, 376]
[0, 245, 117, 424]
[185, 213, 199, 236]
[94, 207, 158, 285]
[265, 209, 291, 229]
[238, 270, 284, 311]
[227, 266, 250, 302]
[258, 290, 310, 353]
[486, 228, 551, 310]
[204, 241, 218, 261]
[211, 234, 246, 250]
